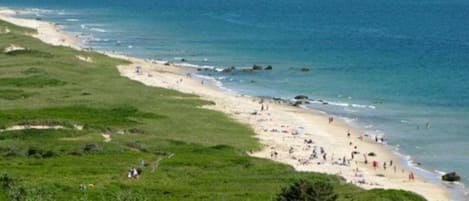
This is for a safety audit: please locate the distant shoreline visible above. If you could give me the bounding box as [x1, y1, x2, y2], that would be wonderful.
[0, 7, 455, 201]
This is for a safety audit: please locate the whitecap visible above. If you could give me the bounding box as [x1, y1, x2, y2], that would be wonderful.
[174, 62, 199, 68]
[327, 101, 350, 107]
[90, 28, 107, 33]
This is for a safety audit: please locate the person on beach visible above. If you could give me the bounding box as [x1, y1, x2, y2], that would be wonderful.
[372, 161, 378, 170]
[389, 160, 393, 166]
[409, 172, 415, 181]
[328, 117, 334, 124]
[347, 130, 351, 138]
[363, 154, 368, 164]
[383, 162, 387, 170]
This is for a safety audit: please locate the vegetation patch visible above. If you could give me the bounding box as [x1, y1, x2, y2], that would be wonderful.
[21, 67, 47, 75]
[4, 49, 54, 58]
[0, 76, 66, 88]
[0, 105, 164, 128]
[0, 89, 34, 100]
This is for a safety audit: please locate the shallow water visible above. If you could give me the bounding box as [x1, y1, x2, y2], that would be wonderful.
[1, 0, 468, 199]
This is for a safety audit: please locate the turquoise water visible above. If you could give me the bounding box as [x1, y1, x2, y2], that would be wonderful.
[1, 0, 468, 199]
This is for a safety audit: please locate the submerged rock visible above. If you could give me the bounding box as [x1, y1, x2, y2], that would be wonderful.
[300, 67, 310, 72]
[252, 64, 263, 70]
[221, 68, 233, 73]
[221, 66, 236, 73]
[265, 65, 273, 70]
[294, 95, 309, 100]
[442, 172, 461, 182]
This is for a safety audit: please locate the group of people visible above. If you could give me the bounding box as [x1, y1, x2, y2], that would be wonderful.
[127, 167, 139, 179]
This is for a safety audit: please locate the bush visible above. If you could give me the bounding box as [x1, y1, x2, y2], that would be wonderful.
[21, 67, 47, 75]
[128, 128, 145, 134]
[0, 173, 14, 190]
[83, 143, 101, 153]
[276, 179, 337, 201]
[113, 191, 149, 201]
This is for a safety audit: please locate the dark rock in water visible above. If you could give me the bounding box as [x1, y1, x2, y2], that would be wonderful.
[252, 64, 263, 70]
[242, 69, 254, 73]
[250, 80, 257, 83]
[265, 65, 273, 70]
[294, 95, 309, 100]
[197, 68, 202, 71]
[442, 172, 461, 182]
[164, 61, 171, 66]
[301, 67, 310, 72]
[35, 17, 42, 21]
[367, 152, 376, 157]
[322, 102, 329, 105]
[272, 97, 282, 101]
[180, 58, 186, 62]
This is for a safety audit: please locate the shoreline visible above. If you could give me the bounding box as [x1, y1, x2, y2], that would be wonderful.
[0, 8, 455, 201]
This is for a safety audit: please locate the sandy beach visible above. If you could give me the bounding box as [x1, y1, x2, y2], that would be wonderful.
[0, 8, 454, 201]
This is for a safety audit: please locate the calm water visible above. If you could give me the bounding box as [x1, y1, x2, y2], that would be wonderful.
[1, 0, 468, 199]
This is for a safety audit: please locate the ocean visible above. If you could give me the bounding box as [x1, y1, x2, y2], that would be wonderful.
[1, 0, 468, 199]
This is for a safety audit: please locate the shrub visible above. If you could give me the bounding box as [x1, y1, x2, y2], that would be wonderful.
[113, 191, 149, 201]
[276, 179, 337, 201]
[21, 67, 47, 75]
[83, 143, 101, 153]
[0, 173, 14, 190]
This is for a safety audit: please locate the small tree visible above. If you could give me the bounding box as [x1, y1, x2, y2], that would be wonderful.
[276, 179, 338, 201]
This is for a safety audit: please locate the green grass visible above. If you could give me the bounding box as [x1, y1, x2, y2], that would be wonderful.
[0, 19, 426, 201]
[0, 75, 66, 88]
[0, 89, 34, 100]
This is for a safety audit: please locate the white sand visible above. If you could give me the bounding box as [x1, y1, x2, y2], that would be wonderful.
[3, 44, 25, 53]
[0, 8, 454, 201]
[0, 125, 65, 132]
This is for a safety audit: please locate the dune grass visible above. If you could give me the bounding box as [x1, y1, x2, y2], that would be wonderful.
[0, 19, 426, 201]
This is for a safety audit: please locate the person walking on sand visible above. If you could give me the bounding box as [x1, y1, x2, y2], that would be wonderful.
[328, 117, 334, 124]
[372, 161, 378, 170]
[409, 172, 415, 181]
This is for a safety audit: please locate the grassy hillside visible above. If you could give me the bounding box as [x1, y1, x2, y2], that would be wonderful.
[0, 19, 426, 201]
